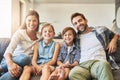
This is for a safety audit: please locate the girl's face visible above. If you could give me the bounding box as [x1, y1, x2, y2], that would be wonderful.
[62, 30, 74, 45]
[42, 26, 55, 40]
[26, 15, 38, 32]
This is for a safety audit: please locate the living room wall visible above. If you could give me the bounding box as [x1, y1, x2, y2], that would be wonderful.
[34, 3, 115, 36]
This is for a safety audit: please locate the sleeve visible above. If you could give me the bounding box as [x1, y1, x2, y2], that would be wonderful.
[103, 26, 115, 40]
[73, 47, 80, 63]
[57, 47, 64, 62]
[4, 29, 22, 56]
[96, 26, 116, 42]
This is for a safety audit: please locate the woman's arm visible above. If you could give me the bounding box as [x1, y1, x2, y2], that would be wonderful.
[4, 30, 21, 58]
[5, 53, 21, 77]
[4, 30, 22, 77]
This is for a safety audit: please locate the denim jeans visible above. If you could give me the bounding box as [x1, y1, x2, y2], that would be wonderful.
[0, 54, 31, 80]
[0, 68, 22, 80]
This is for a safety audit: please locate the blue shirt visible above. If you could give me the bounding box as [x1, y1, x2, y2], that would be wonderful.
[75, 26, 119, 68]
[37, 40, 56, 64]
[58, 41, 80, 64]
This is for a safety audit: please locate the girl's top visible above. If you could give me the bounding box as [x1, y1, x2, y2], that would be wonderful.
[37, 40, 56, 65]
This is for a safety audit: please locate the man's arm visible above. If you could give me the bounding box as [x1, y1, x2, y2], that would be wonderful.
[107, 34, 119, 53]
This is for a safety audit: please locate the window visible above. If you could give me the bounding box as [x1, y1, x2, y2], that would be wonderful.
[0, 0, 11, 38]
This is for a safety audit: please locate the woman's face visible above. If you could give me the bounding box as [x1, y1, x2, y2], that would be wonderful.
[25, 15, 38, 32]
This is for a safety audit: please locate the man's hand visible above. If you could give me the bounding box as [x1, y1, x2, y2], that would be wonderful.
[107, 39, 117, 53]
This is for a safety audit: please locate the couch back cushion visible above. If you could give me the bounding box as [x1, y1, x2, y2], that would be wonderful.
[0, 38, 10, 62]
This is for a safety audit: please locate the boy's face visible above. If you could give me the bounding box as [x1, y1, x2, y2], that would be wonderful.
[72, 15, 87, 33]
[62, 30, 74, 45]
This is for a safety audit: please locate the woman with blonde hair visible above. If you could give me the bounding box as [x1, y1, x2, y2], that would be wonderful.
[0, 10, 40, 80]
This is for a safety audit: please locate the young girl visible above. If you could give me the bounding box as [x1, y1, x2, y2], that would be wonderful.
[20, 23, 60, 80]
[49, 27, 80, 80]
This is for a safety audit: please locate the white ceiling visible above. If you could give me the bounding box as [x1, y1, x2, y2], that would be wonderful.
[30, 0, 115, 4]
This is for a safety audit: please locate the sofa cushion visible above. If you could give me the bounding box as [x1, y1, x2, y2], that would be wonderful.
[0, 38, 10, 62]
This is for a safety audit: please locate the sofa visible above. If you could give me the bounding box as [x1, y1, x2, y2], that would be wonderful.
[0, 38, 120, 80]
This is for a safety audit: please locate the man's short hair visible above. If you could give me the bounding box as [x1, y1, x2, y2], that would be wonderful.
[71, 12, 86, 22]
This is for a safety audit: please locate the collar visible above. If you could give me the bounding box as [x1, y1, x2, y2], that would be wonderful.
[42, 40, 53, 47]
[63, 41, 76, 50]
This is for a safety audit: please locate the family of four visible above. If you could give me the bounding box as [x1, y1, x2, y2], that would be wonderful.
[0, 10, 119, 80]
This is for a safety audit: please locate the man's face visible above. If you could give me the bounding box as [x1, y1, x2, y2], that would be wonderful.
[72, 16, 87, 33]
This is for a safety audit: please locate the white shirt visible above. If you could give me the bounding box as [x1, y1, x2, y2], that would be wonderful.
[4, 29, 40, 58]
[80, 32, 106, 63]
[65, 46, 71, 64]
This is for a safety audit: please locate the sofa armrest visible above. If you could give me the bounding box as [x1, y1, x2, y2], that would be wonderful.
[0, 38, 10, 62]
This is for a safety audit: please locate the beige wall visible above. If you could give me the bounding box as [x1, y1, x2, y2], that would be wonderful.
[34, 3, 115, 36]
[11, 1, 115, 36]
[11, 0, 20, 36]
[11, 0, 35, 36]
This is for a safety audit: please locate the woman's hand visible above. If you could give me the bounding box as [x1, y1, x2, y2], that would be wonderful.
[8, 61, 21, 77]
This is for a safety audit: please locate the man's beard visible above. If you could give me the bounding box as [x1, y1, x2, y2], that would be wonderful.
[77, 24, 87, 34]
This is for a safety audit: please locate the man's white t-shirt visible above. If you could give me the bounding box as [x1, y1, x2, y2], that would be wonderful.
[80, 32, 106, 63]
